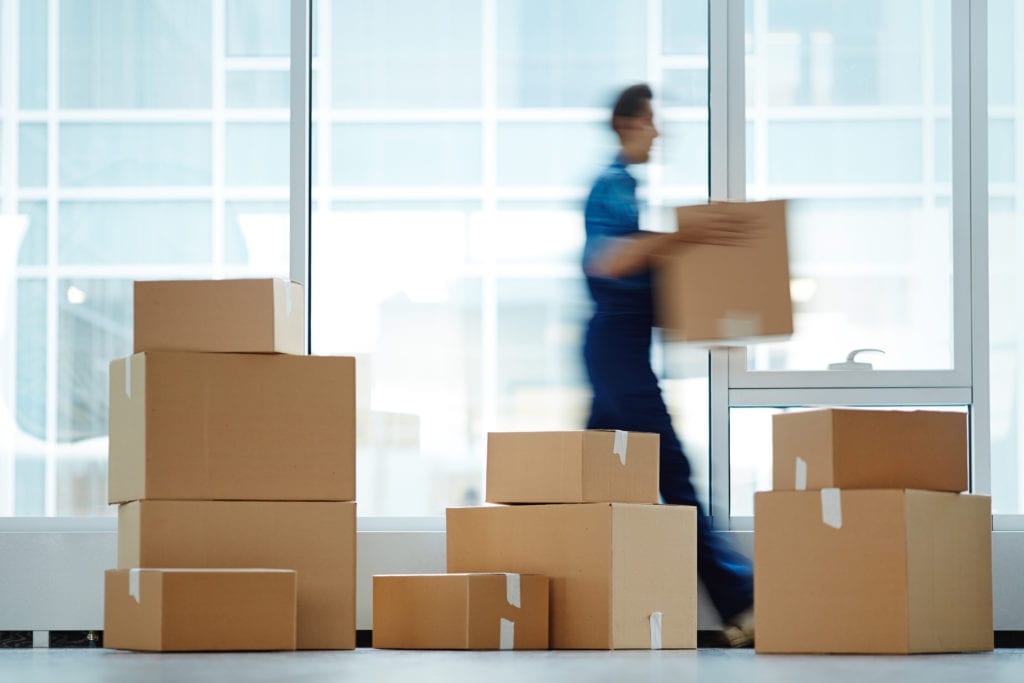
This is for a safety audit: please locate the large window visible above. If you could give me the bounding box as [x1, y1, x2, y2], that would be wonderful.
[310, 0, 712, 516]
[0, 0, 289, 515]
[989, 0, 1023, 515]
[744, 0, 954, 373]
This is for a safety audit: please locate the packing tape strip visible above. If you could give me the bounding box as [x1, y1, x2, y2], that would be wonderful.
[821, 488, 842, 529]
[649, 612, 663, 650]
[499, 618, 515, 650]
[613, 430, 628, 466]
[795, 456, 807, 491]
[505, 573, 521, 609]
[128, 568, 141, 603]
[124, 357, 131, 399]
[284, 282, 293, 317]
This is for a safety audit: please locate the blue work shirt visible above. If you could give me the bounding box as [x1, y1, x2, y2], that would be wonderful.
[582, 153, 654, 315]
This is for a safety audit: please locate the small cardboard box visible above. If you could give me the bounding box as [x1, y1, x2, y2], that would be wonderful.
[372, 573, 549, 650]
[134, 278, 304, 354]
[108, 352, 355, 503]
[485, 431, 660, 504]
[446, 503, 696, 650]
[117, 500, 356, 650]
[772, 409, 968, 493]
[754, 490, 992, 654]
[104, 569, 297, 652]
[655, 199, 792, 344]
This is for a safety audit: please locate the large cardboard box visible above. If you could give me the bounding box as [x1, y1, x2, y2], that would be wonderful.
[134, 278, 304, 354]
[655, 199, 792, 344]
[485, 431, 660, 504]
[108, 352, 355, 503]
[117, 500, 356, 650]
[446, 503, 696, 650]
[754, 490, 992, 654]
[772, 409, 968, 493]
[373, 573, 549, 650]
[104, 569, 297, 652]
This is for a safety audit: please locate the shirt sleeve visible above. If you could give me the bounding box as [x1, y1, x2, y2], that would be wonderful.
[583, 172, 651, 290]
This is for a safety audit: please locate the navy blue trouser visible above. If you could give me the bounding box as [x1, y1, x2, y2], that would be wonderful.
[584, 312, 753, 622]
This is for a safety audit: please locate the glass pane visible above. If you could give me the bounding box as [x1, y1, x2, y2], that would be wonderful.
[226, 71, 291, 108]
[745, 0, 953, 371]
[20, 0, 48, 110]
[226, 0, 290, 57]
[60, 123, 212, 187]
[315, 1, 711, 515]
[989, 0, 1023, 514]
[225, 123, 290, 186]
[59, 0, 212, 109]
[330, 0, 482, 108]
[497, 0, 646, 108]
[331, 123, 482, 186]
[1, 2, 289, 516]
[19, 124, 47, 188]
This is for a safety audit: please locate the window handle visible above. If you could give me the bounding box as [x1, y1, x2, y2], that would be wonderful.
[827, 348, 885, 370]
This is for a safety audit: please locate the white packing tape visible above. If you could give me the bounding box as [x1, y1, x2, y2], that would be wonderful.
[284, 282, 293, 317]
[613, 430, 628, 466]
[821, 488, 843, 529]
[505, 573, 521, 609]
[124, 357, 131, 399]
[795, 456, 807, 491]
[649, 612, 663, 650]
[128, 569, 141, 604]
[499, 618, 515, 650]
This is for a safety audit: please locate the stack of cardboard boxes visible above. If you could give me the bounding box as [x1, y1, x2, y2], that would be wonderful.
[755, 408, 993, 654]
[442, 430, 698, 650]
[103, 279, 358, 652]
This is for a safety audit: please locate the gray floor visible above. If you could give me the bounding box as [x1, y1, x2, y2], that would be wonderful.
[1, 648, 1023, 683]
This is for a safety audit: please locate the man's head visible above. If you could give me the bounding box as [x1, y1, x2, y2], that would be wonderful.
[611, 83, 658, 164]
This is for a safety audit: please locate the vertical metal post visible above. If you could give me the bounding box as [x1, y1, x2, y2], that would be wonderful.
[289, 0, 312, 352]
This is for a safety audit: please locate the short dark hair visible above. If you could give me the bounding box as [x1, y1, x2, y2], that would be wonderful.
[611, 83, 653, 129]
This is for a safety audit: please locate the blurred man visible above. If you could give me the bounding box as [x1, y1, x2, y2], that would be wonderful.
[582, 83, 755, 647]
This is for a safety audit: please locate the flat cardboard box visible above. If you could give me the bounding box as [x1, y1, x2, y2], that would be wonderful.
[108, 352, 355, 503]
[772, 409, 968, 492]
[118, 500, 356, 650]
[134, 278, 304, 354]
[655, 199, 792, 344]
[485, 431, 660, 504]
[373, 573, 549, 650]
[754, 490, 992, 654]
[446, 503, 696, 650]
[104, 569, 297, 652]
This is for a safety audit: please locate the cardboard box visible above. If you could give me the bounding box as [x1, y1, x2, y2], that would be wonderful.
[134, 278, 304, 354]
[655, 199, 792, 344]
[486, 431, 660, 504]
[104, 569, 297, 652]
[754, 490, 992, 654]
[446, 503, 696, 650]
[772, 409, 968, 493]
[108, 352, 355, 503]
[372, 573, 549, 650]
[117, 500, 356, 650]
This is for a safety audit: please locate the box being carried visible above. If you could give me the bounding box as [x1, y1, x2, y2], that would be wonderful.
[446, 503, 696, 650]
[373, 573, 549, 650]
[104, 569, 297, 652]
[655, 199, 792, 345]
[108, 352, 355, 503]
[754, 490, 992, 654]
[485, 430, 660, 504]
[134, 278, 304, 354]
[772, 408, 968, 493]
[117, 500, 356, 650]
